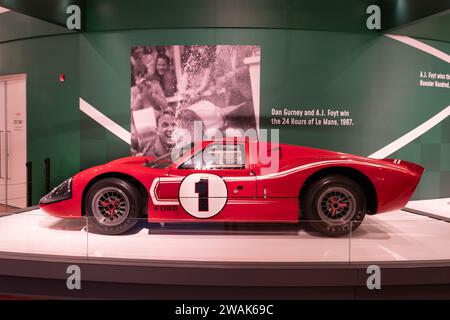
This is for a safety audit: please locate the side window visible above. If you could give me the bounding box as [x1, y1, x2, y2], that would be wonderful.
[180, 144, 245, 169]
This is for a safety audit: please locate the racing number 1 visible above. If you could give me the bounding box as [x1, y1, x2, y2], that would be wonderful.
[179, 173, 226, 218]
[195, 178, 209, 212]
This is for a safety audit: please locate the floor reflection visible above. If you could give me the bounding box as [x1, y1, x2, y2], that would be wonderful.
[146, 221, 305, 236]
[36, 216, 394, 239]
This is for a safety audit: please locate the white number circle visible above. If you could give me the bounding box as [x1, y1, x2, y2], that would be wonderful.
[178, 173, 228, 219]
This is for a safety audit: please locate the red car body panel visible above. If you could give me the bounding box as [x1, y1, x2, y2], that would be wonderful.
[40, 140, 424, 223]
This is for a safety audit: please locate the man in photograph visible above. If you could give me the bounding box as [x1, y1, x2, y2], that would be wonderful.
[141, 110, 176, 157]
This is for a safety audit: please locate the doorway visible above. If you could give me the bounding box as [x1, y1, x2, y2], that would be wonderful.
[0, 74, 27, 212]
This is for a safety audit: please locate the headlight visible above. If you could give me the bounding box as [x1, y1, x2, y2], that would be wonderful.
[40, 177, 72, 204]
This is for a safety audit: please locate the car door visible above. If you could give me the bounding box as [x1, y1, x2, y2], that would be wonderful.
[157, 141, 256, 221]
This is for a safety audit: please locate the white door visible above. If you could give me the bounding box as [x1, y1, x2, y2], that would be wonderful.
[0, 74, 27, 210]
[0, 80, 5, 209]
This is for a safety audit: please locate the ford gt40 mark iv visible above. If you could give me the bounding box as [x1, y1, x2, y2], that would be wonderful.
[40, 139, 423, 236]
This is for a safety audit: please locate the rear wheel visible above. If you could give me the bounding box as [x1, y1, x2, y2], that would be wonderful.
[303, 175, 366, 236]
[85, 178, 141, 235]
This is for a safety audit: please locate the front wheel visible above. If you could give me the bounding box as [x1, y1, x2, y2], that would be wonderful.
[85, 178, 141, 235]
[303, 175, 366, 236]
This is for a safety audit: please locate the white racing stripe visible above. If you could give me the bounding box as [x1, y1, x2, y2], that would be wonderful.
[80, 97, 131, 145]
[369, 105, 450, 159]
[385, 34, 450, 63]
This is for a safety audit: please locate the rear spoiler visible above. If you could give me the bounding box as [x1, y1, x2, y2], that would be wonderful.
[382, 158, 424, 175]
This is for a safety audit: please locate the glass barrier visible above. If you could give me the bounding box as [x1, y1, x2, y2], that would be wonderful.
[0, 209, 449, 264]
[85, 217, 352, 263]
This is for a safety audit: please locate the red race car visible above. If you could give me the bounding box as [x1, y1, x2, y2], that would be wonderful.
[40, 139, 424, 236]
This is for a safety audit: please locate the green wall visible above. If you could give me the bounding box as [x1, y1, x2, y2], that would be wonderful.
[0, 33, 80, 204]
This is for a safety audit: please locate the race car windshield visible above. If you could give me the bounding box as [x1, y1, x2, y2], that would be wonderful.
[146, 143, 194, 169]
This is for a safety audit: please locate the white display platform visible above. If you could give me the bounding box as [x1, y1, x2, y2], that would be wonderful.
[406, 198, 450, 220]
[0, 208, 450, 264]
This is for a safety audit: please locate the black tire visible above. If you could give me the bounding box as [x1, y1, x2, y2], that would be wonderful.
[303, 175, 366, 236]
[85, 178, 141, 235]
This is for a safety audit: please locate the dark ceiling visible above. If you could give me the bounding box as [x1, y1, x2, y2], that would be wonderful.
[0, 0, 448, 42]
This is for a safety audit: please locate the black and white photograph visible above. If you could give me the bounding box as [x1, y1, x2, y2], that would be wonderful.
[130, 45, 261, 157]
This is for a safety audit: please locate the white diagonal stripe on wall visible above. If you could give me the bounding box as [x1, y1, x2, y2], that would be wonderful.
[385, 34, 450, 63]
[369, 105, 450, 159]
[79, 97, 131, 145]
